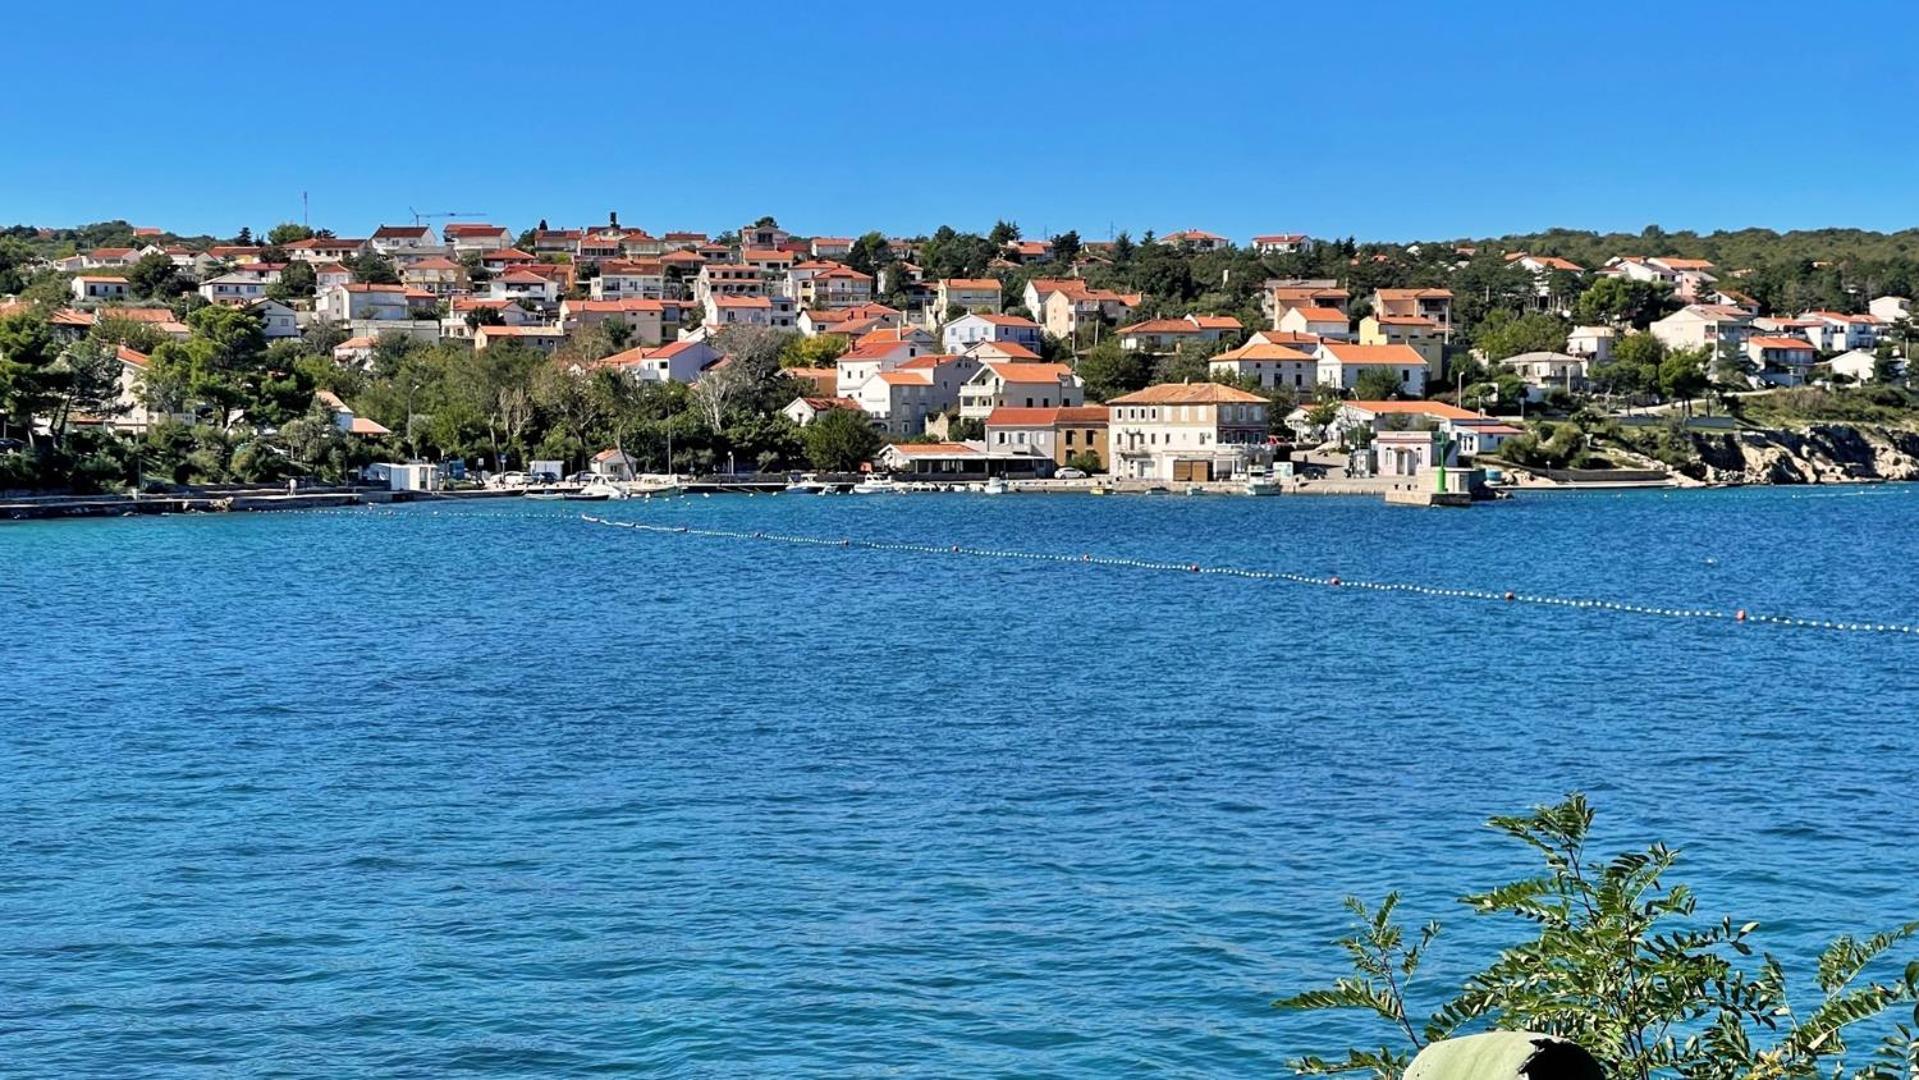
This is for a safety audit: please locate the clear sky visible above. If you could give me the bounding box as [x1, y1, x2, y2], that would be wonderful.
[6, 1, 1917, 243]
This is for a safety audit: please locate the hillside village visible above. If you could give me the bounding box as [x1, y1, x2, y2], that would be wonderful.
[3, 214, 1917, 492]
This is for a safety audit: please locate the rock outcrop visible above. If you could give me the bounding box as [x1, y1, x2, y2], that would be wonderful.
[1679, 425, 1919, 485]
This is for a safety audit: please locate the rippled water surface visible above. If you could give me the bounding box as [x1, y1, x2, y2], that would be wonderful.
[5, 487, 1919, 1075]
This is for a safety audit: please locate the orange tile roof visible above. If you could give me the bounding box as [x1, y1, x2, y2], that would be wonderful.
[940, 278, 1000, 290]
[1747, 336, 1815, 350]
[983, 361, 1074, 382]
[1320, 343, 1429, 366]
[1107, 383, 1268, 405]
[887, 442, 979, 456]
[1291, 306, 1349, 322]
[1345, 400, 1478, 419]
[1213, 342, 1316, 362]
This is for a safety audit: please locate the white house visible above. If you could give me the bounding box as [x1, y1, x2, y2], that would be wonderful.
[941, 312, 1044, 354]
[957, 361, 1083, 419]
[442, 223, 515, 254]
[781, 395, 862, 426]
[1829, 349, 1892, 383]
[1868, 296, 1910, 325]
[1277, 305, 1351, 341]
[1251, 234, 1312, 255]
[1105, 382, 1270, 481]
[1649, 304, 1753, 352]
[1799, 311, 1880, 353]
[247, 297, 301, 339]
[370, 224, 443, 257]
[318, 283, 411, 322]
[1316, 342, 1430, 396]
[596, 338, 721, 384]
[198, 273, 270, 305]
[1567, 324, 1616, 363]
[489, 269, 559, 305]
[1115, 314, 1243, 352]
[1208, 341, 1318, 392]
[71, 275, 129, 302]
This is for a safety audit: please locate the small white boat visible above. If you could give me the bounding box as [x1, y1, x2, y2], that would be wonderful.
[522, 490, 566, 501]
[851, 476, 899, 495]
[577, 481, 629, 500]
[1242, 466, 1282, 496]
[981, 475, 1010, 495]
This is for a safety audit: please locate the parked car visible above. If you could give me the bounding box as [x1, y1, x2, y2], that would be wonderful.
[0, 438, 25, 454]
[1055, 467, 1088, 480]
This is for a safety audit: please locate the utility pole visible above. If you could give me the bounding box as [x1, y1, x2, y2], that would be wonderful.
[302, 191, 309, 228]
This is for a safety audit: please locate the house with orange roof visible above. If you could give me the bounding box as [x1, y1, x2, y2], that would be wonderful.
[1315, 342, 1431, 396]
[1265, 281, 1350, 325]
[834, 338, 928, 397]
[1649, 303, 1753, 352]
[1371, 288, 1454, 337]
[318, 282, 411, 322]
[935, 278, 1003, 319]
[284, 237, 369, 263]
[489, 268, 559, 306]
[592, 259, 665, 301]
[314, 262, 354, 292]
[1798, 311, 1881, 353]
[1277, 304, 1352, 341]
[694, 262, 764, 305]
[370, 224, 442, 259]
[1115, 313, 1242, 352]
[442, 223, 514, 254]
[315, 389, 392, 438]
[1161, 229, 1230, 252]
[559, 297, 687, 346]
[850, 323, 934, 352]
[1284, 400, 1485, 445]
[478, 247, 538, 274]
[958, 361, 1083, 419]
[983, 405, 1109, 470]
[618, 232, 666, 259]
[1208, 341, 1319, 392]
[474, 324, 566, 353]
[402, 256, 465, 297]
[1003, 239, 1052, 263]
[781, 395, 862, 427]
[705, 293, 797, 330]
[788, 263, 873, 308]
[740, 219, 791, 249]
[532, 228, 583, 256]
[1024, 278, 1141, 340]
[1357, 313, 1442, 366]
[943, 312, 1044, 354]
[81, 247, 140, 269]
[1106, 382, 1271, 481]
[810, 237, 854, 258]
[592, 338, 722, 383]
[1744, 336, 1819, 385]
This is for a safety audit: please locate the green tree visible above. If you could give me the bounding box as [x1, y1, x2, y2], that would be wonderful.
[0, 309, 61, 446]
[1355, 366, 1406, 400]
[266, 223, 314, 246]
[1574, 277, 1673, 329]
[801, 405, 881, 472]
[1075, 340, 1150, 401]
[126, 253, 184, 299]
[989, 219, 1021, 245]
[1474, 309, 1569, 360]
[1050, 230, 1082, 264]
[1278, 794, 1919, 1080]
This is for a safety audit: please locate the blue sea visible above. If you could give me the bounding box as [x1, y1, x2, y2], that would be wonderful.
[5, 487, 1919, 1076]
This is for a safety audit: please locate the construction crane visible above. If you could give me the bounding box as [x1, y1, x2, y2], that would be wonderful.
[408, 208, 489, 226]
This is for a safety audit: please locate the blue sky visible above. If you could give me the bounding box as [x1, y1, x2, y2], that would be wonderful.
[5, 1, 1917, 243]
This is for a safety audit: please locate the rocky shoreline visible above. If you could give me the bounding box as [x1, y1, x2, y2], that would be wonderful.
[1677, 424, 1919, 485]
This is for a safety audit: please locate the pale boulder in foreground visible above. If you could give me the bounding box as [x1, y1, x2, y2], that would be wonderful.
[1406, 1031, 1603, 1080]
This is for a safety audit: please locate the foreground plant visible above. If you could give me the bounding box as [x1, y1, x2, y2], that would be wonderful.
[1275, 794, 1919, 1079]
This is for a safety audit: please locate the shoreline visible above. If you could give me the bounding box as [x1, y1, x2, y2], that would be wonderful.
[5, 474, 1905, 522]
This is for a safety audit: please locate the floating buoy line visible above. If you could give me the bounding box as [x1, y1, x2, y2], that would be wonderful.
[578, 514, 1917, 638]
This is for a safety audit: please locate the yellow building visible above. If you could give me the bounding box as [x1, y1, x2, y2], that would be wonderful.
[1358, 314, 1443, 368]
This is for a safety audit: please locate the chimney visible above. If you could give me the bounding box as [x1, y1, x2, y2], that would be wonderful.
[609, 211, 619, 228]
